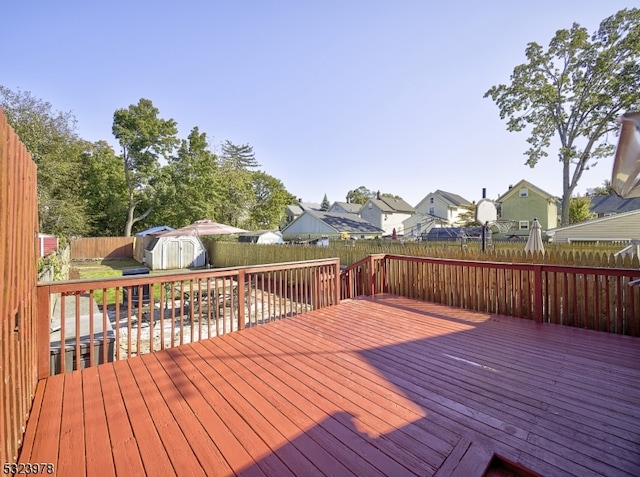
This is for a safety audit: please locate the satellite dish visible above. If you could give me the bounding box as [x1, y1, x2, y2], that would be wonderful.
[612, 111, 640, 198]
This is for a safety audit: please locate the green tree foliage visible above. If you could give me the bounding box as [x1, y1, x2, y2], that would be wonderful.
[0, 86, 89, 236]
[346, 186, 375, 204]
[484, 8, 640, 226]
[220, 140, 260, 169]
[80, 141, 129, 235]
[156, 127, 220, 227]
[569, 195, 597, 224]
[320, 194, 330, 211]
[248, 171, 297, 229]
[455, 203, 480, 227]
[112, 98, 179, 236]
[592, 180, 615, 196]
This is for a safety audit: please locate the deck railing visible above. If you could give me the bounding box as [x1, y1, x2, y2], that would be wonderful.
[341, 254, 640, 336]
[37, 259, 340, 378]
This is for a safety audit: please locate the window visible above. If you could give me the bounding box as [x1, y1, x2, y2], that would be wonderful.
[519, 220, 529, 230]
[429, 197, 434, 204]
[428, 207, 435, 215]
[519, 188, 528, 198]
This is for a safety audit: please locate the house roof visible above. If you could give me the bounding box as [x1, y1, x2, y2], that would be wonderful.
[135, 225, 175, 236]
[290, 211, 385, 235]
[589, 195, 640, 214]
[433, 190, 471, 207]
[499, 179, 558, 202]
[367, 197, 415, 214]
[286, 201, 322, 216]
[330, 201, 362, 214]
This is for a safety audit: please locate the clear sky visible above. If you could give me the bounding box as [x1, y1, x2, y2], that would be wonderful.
[2, 1, 633, 206]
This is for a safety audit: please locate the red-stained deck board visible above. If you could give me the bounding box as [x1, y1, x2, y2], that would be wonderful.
[97, 363, 146, 476]
[124, 357, 207, 477]
[235, 319, 453, 474]
[314, 302, 640, 466]
[154, 347, 294, 477]
[112, 359, 175, 476]
[137, 353, 235, 476]
[177, 342, 356, 477]
[57, 370, 86, 476]
[192, 338, 384, 477]
[81, 367, 116, 477]
[18, 296, 640, 477]
[194, 335, 408, 477]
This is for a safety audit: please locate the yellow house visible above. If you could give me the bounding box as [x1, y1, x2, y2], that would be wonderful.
[497, 179, 559, 235]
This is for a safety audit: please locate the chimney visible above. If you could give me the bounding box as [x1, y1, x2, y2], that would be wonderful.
[482, 188, 486, 199]
[376, 190, 381, 200]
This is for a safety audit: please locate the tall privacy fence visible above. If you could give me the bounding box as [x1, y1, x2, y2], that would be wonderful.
[207, 240, 640, 269]
[0, 108, 39, 464]
[70, 237, 134, 260]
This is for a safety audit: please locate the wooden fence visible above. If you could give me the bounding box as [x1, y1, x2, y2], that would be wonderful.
[341, 254, 640, 336]
[70, 237, 134, 260]
[0, 108, 40, 464]
[209, 240, 640, 269]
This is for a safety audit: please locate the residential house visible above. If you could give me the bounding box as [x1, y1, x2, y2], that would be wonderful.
[546, 209, 640, 244]
[284, 199, 322, 226]
[404, 190, 471, 236]
[238, 230, 284, 244]
[328, 201, 362, 215]
[589, 194, 640, 218]
[281, 210, 385, 241]
[497, 180, 559, 236]
[359, 193, 415, 237]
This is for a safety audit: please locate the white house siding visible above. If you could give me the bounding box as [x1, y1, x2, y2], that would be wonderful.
[281, 213, 335, 239]
[413, 191, 470, 226]
[549, 210, 640, 243]
[360, 205, 384, 231]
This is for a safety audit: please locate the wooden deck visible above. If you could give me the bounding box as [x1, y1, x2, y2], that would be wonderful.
[19, 295, 640, 476]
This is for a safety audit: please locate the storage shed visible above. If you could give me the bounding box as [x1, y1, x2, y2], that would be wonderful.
[133, 226, 174, 263]
[38, 233, 58, 257]
[238, 230, 284, 244]
[143, 235, 206, 270]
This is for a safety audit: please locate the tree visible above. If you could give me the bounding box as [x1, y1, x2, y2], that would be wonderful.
[455, 203, 481, 227]
[591, 179, 615, 196]
[220, 140, 260, 169]
[112, 99, 178, 236]
[346, 186, 375, 204]
[484, 8, 640, 226]
[0, 86, 89, 236]
[569, 195, 597, 224]
[320, 194, 330, 211]
[80, 141, 129, 236]
[248, 171, 296, 229]
[157, 127, 220, 228]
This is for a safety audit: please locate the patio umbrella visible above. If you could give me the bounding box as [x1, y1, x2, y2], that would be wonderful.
[159, 219, 246, 237]
[524, 218, 544, 255]
[611, 111, 640, 198]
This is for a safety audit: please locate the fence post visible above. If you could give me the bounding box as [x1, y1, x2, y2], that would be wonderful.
[37, 285, 51, 379]
[237, 270, 245, 330]
[369, 255, 376, 296]
[533, 265, 543, 324]
[334, 261, 341, 305]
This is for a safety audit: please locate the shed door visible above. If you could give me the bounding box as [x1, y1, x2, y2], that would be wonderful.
[162, 240, 181, 269]
[180, 240, 195, 267]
